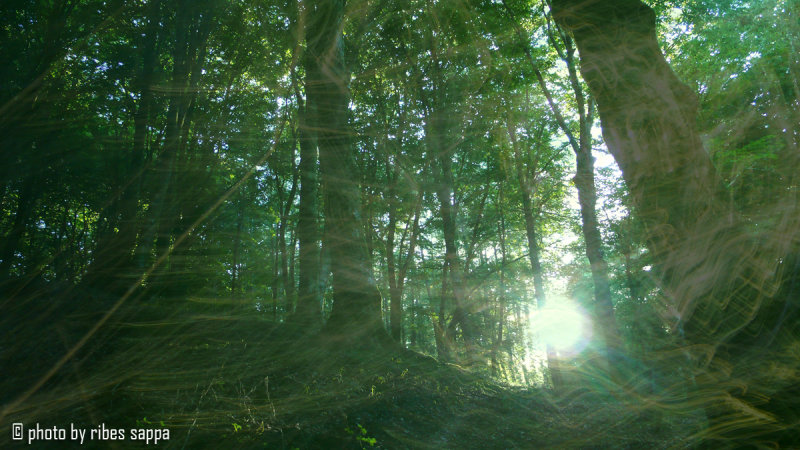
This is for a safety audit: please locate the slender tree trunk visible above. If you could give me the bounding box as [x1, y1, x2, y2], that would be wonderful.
[271, 236, 279, 321]
[362, 157, 376, 271]
[386, 188, 400, 341]
[0, 177, 37, 280]
[574, 120, 619, 355]
[505, 0, 620, 365]
[434, 150, 476, 356]
[136, 2, 191, 276]
[387, 161, 422, 344]
[562, 35, 621, 356]
[231, 199, 244, 296]
[289, 227, 297, 300]
[410, 294, 418, 348]
[152, 0, 192, 265]
[420, 19, 478, 357]
[137, 2, 212, 294]
[426, 95, 480, 358]
[88, 0, 160, 291]
[395, 196, 422, 341]
[491, 185, 508, 376]
[167, 26, 211, 284]
[278, 162, 299, 306]
[508, 121, 563, 389]
[435, 261, 450, 360]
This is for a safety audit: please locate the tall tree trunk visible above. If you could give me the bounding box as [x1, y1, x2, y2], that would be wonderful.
[410, 293, 418, 348]
[551, 1, 718, 263]
[505, 0, 620, 364]
[386, 156, 423, 344]
[278, 159, 299, 307]
[87, 0, 161, 291]
[271, 236, 280, 321]
[306, 0, 384, 338]
[508, 121, 563, 389]
[572, 102, 620, 356]
[152, 0, 193, 264]
[434, 148, 476, 357]
[292, 34, 322, 324]
[552, 0, 800, 444]
[491, 185, 508, 377]
[560, 31, 620, 356]
[386, 185, 400, 341]
[435, 259, 450, 361]
[137, 1, 212, 293]
[425, 90, 479, 358]
[136, 1, 191, 275]
[289, 227, 298, 302]
[396, 195, 422, 341]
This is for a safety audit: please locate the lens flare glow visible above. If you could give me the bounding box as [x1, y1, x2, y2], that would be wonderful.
[530, 304, 591, 355]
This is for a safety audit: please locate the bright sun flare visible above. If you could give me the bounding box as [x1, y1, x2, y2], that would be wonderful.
[530, 304, 591, 354]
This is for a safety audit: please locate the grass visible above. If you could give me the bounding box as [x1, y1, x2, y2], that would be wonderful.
[1, 294, 705, 449]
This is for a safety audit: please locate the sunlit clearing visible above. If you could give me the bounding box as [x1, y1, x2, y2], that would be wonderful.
[530, 303, 591, 356]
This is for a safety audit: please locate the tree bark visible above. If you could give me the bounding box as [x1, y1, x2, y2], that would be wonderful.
[434, 142, 477, 357]
[387, 184, 422, 344]
[553, 20, 621, 357]
[550, 1, 717, 270]
[87, 0, 161, 291]
[491, 185, 508, 376]
[292, 31, 322, 325]
[505, 0, 620, 363]
[0, 177, 38, 281]
[278, 158, 299, 306]
[231, 198, 244, 296]
[306, 0, 384, 338]
[572, 100, 619, 355]
[136, 1, 212, 282]
[386, 185, 399, 341]
[508, 121, 563, 390]
[552, 0, 800, 444]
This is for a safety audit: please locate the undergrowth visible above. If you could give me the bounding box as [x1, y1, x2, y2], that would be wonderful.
[1, 296, 702, 449]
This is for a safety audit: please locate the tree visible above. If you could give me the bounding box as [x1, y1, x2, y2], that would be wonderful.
[501, 0, 620, 369]
[552, 0, 800, 443]
[291, 2, 322, 324]
[507, 112, 565, 388]
[305, 0, 384, 338]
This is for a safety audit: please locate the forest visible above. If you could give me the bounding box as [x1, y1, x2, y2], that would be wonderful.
[1, 0, 798, 448]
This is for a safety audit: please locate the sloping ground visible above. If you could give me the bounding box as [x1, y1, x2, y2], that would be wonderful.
[3, 297, 701, 449]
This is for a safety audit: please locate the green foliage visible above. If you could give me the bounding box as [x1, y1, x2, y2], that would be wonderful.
[660, 0, 799, 218]
[345, 423, 377, 447]
[0, 0, 797, 447]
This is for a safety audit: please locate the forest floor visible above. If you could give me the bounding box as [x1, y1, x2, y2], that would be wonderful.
[2, 294, 704, 449]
